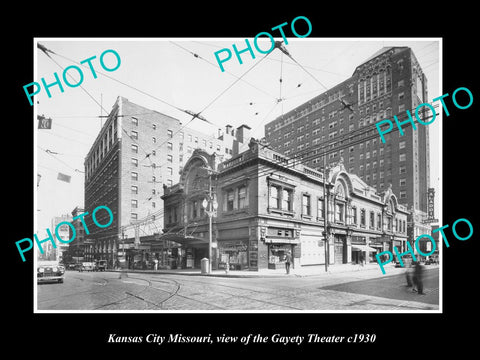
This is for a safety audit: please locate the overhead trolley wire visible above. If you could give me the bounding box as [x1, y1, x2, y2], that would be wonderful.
[170, 41, 277, 99]
[252, 103, 441, 181]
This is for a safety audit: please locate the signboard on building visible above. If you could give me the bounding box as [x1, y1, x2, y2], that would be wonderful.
[38, 115, 52, 129]
[427, 188, 435, 220]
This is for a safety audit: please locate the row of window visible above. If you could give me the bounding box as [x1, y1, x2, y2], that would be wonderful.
[132, 118, 232, 154]
[86, 116, 118, 180]
[131, 172, 173, 187]
[268, 184, 406, 233]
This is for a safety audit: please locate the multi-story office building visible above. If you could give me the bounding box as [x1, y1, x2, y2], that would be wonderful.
[83, 96, 247, 268]
[50, 214, 73, 263]
[264, 47, 430, 214]
[68, 206, 87, 262]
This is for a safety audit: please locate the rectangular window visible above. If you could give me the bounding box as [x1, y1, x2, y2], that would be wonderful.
[167, 129, 173, 138]
[282, 189, 292, 211]
[370, 211, 375, 228]
[131, 158, 138, 167]
[377, 213, 382, 229]
[131, 117, 138, 126]
[302, 194, 311, 216]
[167, 154, 173, 162]
[131, 185, 138, 194]
[352, 206, 357, 224]
[238, 186, 247, 209]
[335, 203, 344, 222]
[399, 141, 406, 149]
[269, 186, 280, 209]
[317, 198, 325, 218]
[400, 178, 406, 186]
[167, 167, 173, 175]
[227, 190, 235, 211]
[131, 144, 138, 153]
[131, 199, 138, 208]
[131, 213, 138, 220]
[131, 172, 138, 181]
[153, 124, 157, 130]
[360, 209, 366, 226]
[152, 137, 156, 143]
[399, 153, 406, 161]
[167, 142, 173, 151]
[131, 130, 138, 140]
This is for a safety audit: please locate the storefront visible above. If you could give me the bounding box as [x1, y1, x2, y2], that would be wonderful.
[217, 239, 249, 270]
[333, 234, 347, 264]
[351, 236, 366, 264]
[267, 243, 294, 270]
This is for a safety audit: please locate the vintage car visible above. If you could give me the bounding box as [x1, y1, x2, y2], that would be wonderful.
[82, 262, 95, 271]
[37, 261, 65, 284]
[95, 260, 107, 271]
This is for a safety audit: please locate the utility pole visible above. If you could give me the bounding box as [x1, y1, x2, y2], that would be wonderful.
[323, 155, 329, 272]
[202, 166, 218, 274]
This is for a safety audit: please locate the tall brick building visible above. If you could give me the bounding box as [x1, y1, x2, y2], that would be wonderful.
[83, 96, 247, 267]
[264, 47, 430, 215]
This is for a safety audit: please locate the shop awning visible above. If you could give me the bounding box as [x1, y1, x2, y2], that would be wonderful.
[352, 244, 378, 252]
[152, 233, 209, 248]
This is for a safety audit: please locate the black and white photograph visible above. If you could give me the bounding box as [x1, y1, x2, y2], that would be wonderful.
[7, 8, 479, 355]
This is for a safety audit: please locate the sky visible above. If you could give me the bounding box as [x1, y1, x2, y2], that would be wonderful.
[34, 37, 441, 236]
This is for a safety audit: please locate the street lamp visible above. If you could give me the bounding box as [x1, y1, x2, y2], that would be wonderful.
[202, 195, 218, 273]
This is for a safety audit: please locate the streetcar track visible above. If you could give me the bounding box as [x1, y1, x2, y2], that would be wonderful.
[142, 274, 304, 310]
[37, 275, 111, 304]
[125, 275, 227, 310]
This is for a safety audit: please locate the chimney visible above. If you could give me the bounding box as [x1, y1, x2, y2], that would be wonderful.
[225, 124, 234, 136]
[235, 124, 252, 144]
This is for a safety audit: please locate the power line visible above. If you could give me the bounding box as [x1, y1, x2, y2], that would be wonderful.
[170, 41, 277, 100]
[252, 104, 440, 181]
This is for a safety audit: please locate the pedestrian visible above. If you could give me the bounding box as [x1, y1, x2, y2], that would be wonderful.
[405, 261, 413, 287]
[359, 252, 365, 267]
[284, 251, 292, 274]
[413, 261, 425, 295]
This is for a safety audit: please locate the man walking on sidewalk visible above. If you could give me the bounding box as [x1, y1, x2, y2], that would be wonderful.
[285, 251, 292, 274]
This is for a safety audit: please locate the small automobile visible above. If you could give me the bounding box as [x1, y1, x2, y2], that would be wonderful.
[37, 261, 65, 284]
[82, 262, 95, 271]
[95, 260, 107, 271]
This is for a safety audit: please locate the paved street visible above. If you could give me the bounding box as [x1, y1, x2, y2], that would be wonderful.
[37, 266, 439, 311]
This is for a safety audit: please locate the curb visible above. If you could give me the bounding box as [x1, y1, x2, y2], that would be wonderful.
[107, 263, 440, 279]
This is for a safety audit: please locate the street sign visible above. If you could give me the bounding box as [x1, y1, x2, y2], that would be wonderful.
[38, 115, 52, 129]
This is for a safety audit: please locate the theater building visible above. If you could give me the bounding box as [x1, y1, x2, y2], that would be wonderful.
[83, 96, 248, 269]
[161, 138, 408, 271]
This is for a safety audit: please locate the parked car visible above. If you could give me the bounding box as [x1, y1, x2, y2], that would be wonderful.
[82, 262, 95, 271]
[37, 261, 65, 284]
[425, 255, 439, 265]
[95, 260, 107, 271]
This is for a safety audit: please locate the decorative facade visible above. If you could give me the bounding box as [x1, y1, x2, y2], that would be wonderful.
[161, 139, 409, 271]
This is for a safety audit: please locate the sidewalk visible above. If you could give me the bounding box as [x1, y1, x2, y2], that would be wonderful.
[111, 263, 439, 280]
